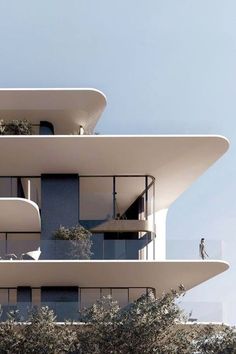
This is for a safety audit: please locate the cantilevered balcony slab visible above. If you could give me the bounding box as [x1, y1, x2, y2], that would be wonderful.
[0, 136, 229, 210]
[0, 198, 40, 232]
[90, 220, 154, 233]
[0, 260, 228, 294]
[0, 88, 106, 134]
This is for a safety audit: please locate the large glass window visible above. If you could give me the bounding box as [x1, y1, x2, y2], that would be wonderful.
[21, 178, 41, 208]
[79, 176, 155, 224]
[0, 178, 17, 197]
[101, 288, 111, 297]
[0, 287, 153, 312]
[115, 177, 146, 220]
[112, 289, 129, 307]
[32, 289, 41, 305]
[0, 177, 41, 207]
[80, 288, 100, 309]
[9, 289, 17, 305]
[0, 289, 8, 304]
[80, 287, 152, 309]
[0, 233, 6, 258]
[6, 233, 40, 259]
[79, 177, 113, 223]
[129, 288, 148, 303]
[147, 176, 155, 227]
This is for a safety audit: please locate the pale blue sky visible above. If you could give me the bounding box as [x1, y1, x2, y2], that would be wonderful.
[0, 0, 235, 323]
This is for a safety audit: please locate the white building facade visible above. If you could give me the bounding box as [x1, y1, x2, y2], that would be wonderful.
[0, 88, 229, 321]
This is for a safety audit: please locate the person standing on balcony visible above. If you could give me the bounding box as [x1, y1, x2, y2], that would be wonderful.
[199, 238, 209, 260]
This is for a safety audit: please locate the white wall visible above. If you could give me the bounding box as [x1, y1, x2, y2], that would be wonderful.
[154, 209, 168, 260]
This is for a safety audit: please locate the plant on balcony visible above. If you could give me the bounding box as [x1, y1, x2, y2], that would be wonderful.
[0, 119, 33, 135]
[53, 224, 93, 260]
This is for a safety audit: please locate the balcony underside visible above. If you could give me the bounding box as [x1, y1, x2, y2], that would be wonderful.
[90, 220, 154, 233]
[0, 198, 41, 232]
[0, 136, 228, 210]
[0, 260, 228, 294]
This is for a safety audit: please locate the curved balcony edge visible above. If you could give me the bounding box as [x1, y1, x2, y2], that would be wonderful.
[0, 260, 229, 295]
[0, 198, 41, 232]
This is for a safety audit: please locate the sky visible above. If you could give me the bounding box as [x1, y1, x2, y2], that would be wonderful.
[0, 0, 235, 323]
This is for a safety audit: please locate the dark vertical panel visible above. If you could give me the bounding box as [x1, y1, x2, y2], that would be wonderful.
[41, 174, 79, 241]
[17, 287, 32, 302]
[113, 176, 116, 219]
[41, 287, 78, 321]
[17, 178, 25, 198]
[17, 287, 32, 320]
[41, 287, 78, 302]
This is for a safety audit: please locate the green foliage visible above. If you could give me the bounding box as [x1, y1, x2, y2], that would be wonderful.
[0, 290, 235, 353]
[78, 288, 188, 354]
[54, 224, 93, 259]
[77, 289, 236, 354]
[0, 307, 77, 354]
[22, 307, 77, 354]
[0, 312, 24, 354]
[196, 324, 236, 354]
[0, 119, 33, 135]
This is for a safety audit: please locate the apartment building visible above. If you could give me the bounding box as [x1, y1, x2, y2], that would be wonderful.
[0, 88, 229, 321]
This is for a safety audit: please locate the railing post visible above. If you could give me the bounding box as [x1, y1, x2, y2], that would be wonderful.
[145, 176, 148, 220]
[5, 232, 7, 254]
[27, 178, 31, 200]
[113, 176, 116, 219]
[153, 177, 155, 230]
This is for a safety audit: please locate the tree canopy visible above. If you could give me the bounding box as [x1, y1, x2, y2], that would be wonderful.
[0, 288, 235, 354]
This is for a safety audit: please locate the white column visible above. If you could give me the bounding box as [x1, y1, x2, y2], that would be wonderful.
[27, 178, 31, 200]
[154, 209, 168, 260]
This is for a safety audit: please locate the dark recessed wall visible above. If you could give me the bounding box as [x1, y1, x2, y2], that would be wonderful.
[41, 174, 79, 241]
[17, 287, 32, 303]
[41, 287, 78, 302]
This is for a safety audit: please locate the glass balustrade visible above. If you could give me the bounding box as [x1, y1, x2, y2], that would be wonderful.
[0, 233, 155, 260]
[166, 239, 223, 260]
[0, 237, 223, 261]
[179, 301, 223, 323]
[0, 302, 80, 322]
[0, 300, 224, 323]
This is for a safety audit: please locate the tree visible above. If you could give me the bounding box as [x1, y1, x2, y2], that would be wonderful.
[196, 324, 236, 354]
[78, 290, 236, 354]
[78, 287, 192, 354]
[0, 290, 235, 353]
[22, 307, 77, 354]
[0, 307, 77, 354]
[0, 310, 24, 354]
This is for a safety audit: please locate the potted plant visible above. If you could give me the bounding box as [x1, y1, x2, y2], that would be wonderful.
[53, 224, 93, 260]
[0, 119, 33, 135]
